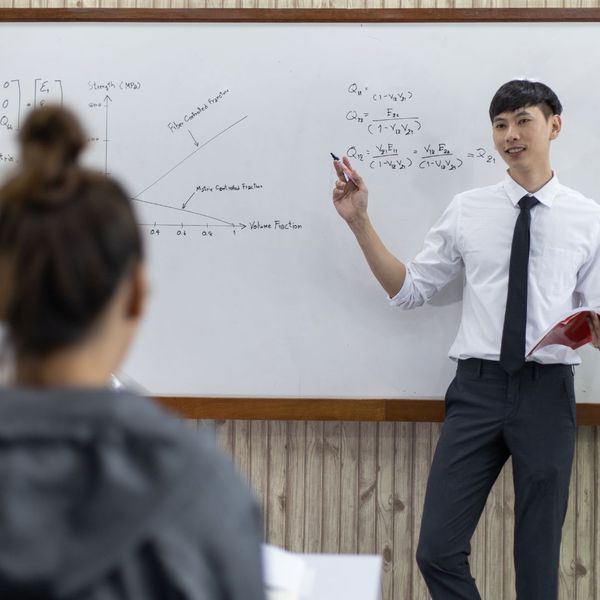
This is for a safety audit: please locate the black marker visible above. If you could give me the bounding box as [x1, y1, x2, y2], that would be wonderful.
[330, 152, 358, 185]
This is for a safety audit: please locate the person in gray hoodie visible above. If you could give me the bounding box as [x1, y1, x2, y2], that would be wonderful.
[0, 105, 266, 600]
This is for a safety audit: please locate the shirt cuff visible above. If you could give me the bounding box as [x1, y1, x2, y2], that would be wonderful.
[388, 268, 413, 306]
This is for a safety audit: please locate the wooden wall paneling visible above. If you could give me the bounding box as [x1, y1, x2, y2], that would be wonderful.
[286, 420, 306, 552]
[250, 419, 269, 540]
[304, 421, 324, 552]
[575, 427, 596, 597]
[195, 421, 600, 600]
[595, 427, 600, 600]
[394, 422, 414, 599]
[412, 422, 431, 600]
[376, 422, 395, 599]
[340, 421, 359, 553]
[322, 420, 342, 553]
[470, 472, 487, 592]
[329, 0, 349, 9]
[502, 458, 516, 598]
[189, 420, 600, 600]
[358, 422, 378, 555]
[266, 420, 287, 548]
[255, 0, 275, 10]
[233, 419, 252, 483]
[398, 0, 418, 8]
[214, 418, 234, 455]
[560, 450, 577, 599]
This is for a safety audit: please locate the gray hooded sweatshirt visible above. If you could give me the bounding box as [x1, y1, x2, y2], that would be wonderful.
[0, 388, 265, 600]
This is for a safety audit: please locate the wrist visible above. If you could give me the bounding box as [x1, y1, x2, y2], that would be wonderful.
[347, 212, 371, 235]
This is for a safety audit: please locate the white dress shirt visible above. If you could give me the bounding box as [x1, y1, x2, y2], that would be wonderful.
[391, 173, 600, 365]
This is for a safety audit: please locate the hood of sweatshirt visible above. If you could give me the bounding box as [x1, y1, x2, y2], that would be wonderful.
[0, 388, 199, 598]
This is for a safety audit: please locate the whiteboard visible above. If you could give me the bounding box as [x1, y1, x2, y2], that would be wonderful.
[1, 21, 599, 401]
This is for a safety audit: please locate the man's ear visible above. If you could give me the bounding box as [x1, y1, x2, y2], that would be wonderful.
[549, 114, 562, 140]
[126, 262, 148, 320]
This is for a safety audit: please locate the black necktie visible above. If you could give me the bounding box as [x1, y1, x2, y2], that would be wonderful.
[500, 195, 539, 374]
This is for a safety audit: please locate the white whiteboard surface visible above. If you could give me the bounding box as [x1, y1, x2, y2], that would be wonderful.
[1, 21, 599, 401]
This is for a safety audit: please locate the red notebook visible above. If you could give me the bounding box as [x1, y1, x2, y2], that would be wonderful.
[528, 307, 600, 356]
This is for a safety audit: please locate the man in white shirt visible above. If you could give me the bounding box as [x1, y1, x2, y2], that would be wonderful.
[332, 80, 600, 599]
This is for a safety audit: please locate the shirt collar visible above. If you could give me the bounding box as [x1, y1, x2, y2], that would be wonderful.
[502, 171, 560, 208]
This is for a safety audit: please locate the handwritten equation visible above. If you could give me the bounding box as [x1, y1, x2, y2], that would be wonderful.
[347, 83, 414, 103]
[347, 142, 496, 171]
[346, 110, 422, 137]
[344, 82, 496, 173]
[0, 78, 64, 132]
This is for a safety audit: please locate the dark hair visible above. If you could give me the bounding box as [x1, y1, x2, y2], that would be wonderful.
[489, 80, 562, 122]
[0, 105, 143, 357]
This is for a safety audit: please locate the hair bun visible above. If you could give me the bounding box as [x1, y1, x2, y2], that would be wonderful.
[18, 105, 86, 194]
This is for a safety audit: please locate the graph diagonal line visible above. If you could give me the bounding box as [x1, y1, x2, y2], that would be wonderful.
[133, 115, 248, 199]
[131, 197, 235, 226]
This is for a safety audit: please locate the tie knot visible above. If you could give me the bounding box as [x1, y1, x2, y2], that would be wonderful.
[518, 195, 539, 211]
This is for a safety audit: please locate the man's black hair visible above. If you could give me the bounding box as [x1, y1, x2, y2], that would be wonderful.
[489, 80, 562, 122]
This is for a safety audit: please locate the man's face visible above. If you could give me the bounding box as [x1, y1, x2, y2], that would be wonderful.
[491, 105, 561, 174]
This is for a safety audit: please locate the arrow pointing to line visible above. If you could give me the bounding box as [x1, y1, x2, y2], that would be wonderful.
[182, 191, 196, 209]
[188, 129, 199, 147]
